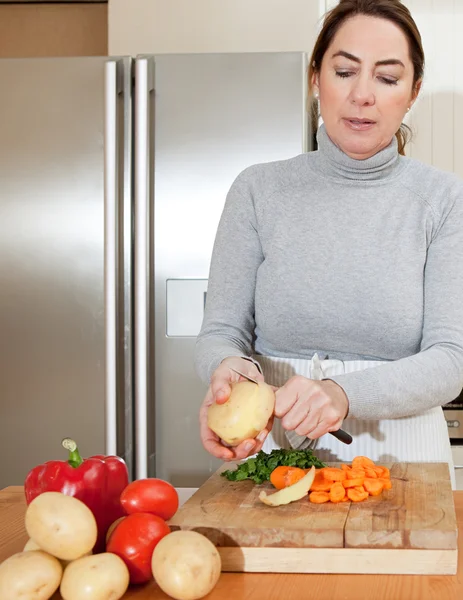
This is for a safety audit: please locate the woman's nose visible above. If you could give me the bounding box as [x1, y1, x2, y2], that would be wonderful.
[350, 77, 375, 106]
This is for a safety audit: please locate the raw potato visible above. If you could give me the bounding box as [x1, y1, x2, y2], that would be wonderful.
[152, 530, 221, 600]
[259, 466, 316, 506]
[0, 550, 62, 600]
[207, 380, 275, 445]
[23, 538, 41, 551]
[60, 553, 129, 600]
[25, 491, 97, 561]
[23, 537, 91, 569]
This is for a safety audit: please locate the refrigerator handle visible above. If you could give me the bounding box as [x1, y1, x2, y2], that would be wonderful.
[104, 60, 119, 456]
[134, 58, 153, 479]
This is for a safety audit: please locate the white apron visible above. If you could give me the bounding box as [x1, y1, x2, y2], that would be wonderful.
[254, 354, 456, 489]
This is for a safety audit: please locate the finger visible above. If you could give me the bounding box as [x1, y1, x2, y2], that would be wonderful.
[232, 438, 258, 460]
[274, 386, 299, 418]
[210, 374, 232, 404]
[294, 414, 319, 437]
[281, 400, 313, 431]
[199, 390, 234, 460]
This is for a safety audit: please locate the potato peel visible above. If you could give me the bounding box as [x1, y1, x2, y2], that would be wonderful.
[259, 466, 316, 506]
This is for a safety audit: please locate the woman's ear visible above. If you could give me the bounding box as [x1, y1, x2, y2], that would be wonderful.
[410, 79, 422, 108]
[311, 71, 320, 98]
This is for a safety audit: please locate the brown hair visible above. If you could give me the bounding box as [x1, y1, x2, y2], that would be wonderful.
[310, 0, 425, 155]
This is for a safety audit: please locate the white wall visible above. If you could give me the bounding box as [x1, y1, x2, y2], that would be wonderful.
[108, 0, 321, 56]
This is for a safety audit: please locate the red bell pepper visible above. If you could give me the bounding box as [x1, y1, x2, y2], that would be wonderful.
[24, 438, 129, 553]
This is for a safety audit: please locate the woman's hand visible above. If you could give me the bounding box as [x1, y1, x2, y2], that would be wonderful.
[199, 356, 274, 461]
[274, 376, 349, 439]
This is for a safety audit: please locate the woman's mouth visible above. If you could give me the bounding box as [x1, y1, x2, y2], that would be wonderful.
[343, 118, 376, 131]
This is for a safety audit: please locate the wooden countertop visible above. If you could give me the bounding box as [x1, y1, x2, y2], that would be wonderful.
[1, 486, 462, 600]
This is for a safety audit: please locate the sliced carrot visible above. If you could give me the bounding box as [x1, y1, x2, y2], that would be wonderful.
[346, 469, 366, 480]
[363, 478, 384, 496]
[347, 487, 369, 502]
[309, 491, 330, 504]
[329, 481, 346, 503]
[270, 466, 306, 490]
[378, 477, 392, 490]
[364, 467, 378, 479]
[352, 456, 375, 470]
[379, 466, 391, 479]
[373, 466, 385, 477]
[341, 464, 351, 472]
[323, 468, 346, 482]
[310, 480, 334, 492]
[343, 477, 365, 489]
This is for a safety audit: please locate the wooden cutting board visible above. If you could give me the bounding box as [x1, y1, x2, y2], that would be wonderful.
[169, 462, 458, 575]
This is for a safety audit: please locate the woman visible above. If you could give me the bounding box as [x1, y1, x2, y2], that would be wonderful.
[195, 0, 463, 488]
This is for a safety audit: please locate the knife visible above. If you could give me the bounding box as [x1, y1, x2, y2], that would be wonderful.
[230, 367, 353, 445]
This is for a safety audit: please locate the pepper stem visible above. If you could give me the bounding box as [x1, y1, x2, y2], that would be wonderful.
[62, 438, 83, 468]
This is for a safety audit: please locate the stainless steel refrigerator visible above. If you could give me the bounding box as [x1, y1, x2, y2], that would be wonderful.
[0, 52, 310, 489]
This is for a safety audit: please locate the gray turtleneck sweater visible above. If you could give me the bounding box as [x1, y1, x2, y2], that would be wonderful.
[195, 125, 463, 420]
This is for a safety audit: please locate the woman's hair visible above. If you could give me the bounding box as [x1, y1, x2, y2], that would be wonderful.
[309, 0, 425, 155]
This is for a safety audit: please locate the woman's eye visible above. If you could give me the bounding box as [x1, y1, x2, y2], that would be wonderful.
[379, 76, 398, 85]
[335, 71, 353, 79]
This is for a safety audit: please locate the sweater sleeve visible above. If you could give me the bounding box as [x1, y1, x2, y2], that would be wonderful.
[329, 182, 463, 419]
[194, 168, 264, 384]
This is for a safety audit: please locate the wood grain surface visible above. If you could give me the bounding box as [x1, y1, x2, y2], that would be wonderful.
[170, 462, 457, 552]
[0, 486, 462, 599]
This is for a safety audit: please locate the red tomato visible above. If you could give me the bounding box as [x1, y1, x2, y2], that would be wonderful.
[120, 478, 179, 521]
[106, 512, 170, 584]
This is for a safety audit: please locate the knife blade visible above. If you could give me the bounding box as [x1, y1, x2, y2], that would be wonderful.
[230, 367, 353, 445]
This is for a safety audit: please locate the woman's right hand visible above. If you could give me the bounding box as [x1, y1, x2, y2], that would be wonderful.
[199, 356, 274, 461]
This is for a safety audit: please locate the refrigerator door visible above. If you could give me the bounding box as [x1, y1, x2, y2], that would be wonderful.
[0, 56, 134, 488]
[135, 52, 309, 485]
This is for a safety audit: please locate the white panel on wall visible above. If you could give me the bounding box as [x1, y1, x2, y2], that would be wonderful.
[109, 0, 320, 56]
[403, 0, 461, 177]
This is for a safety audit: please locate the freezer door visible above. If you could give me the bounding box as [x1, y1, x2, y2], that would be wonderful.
[138, 52, 309, 485]
[0, 56, 133, 487]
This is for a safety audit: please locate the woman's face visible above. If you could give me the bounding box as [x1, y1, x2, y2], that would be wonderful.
[313, 14, 421, 160]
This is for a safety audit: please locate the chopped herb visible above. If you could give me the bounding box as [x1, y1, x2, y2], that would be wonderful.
[221, 448, 326, 484]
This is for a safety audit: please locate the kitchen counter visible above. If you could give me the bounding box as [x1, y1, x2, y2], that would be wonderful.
[1, 486, 462, 600]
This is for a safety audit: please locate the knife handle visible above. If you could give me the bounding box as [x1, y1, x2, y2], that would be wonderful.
[329, 428, 353, 445]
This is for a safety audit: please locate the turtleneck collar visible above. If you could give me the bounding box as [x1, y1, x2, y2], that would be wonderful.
[315, 123, 403, 182]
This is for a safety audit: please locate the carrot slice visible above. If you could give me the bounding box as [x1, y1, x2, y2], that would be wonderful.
[352, 456, 375, 470]
[364, 478, 384, 496]
[373, 466, 385, 477]
[270, 466, 306, 490]
[343, 477, 365, 488]
[379, 467, 391, 479]
[364, 467, 378, 479]
[379, 477, 392, 490]
[341, 464, 351, 472]
[347, 487, 369, 502]
[329, 481, 346, 503]
[346, 469, 366, 480]
[323, 468, 346, 482]
[310, 480, 334, 492]
[309, 491, 330, 504]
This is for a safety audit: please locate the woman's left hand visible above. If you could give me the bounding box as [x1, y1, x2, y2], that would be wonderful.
[274, 376, 349, 439]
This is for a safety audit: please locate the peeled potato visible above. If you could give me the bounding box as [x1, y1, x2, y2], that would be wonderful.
[0, 550, 62, 600]
[25, 492, 97, 561]
[207, 380, 275, 445]
[60, 553, 129, 600]
[152, 530, 221, 600]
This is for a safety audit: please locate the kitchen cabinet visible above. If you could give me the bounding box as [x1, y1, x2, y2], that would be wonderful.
[108, 0, 320, 56]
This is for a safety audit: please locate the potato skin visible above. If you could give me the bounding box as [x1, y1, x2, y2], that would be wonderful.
[25, 491, 97, 561]
[60, 553, 129, 600]
[207, 380, 275, 445]
[0, 550, 62, 600]
[152, 530, 221, 600]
